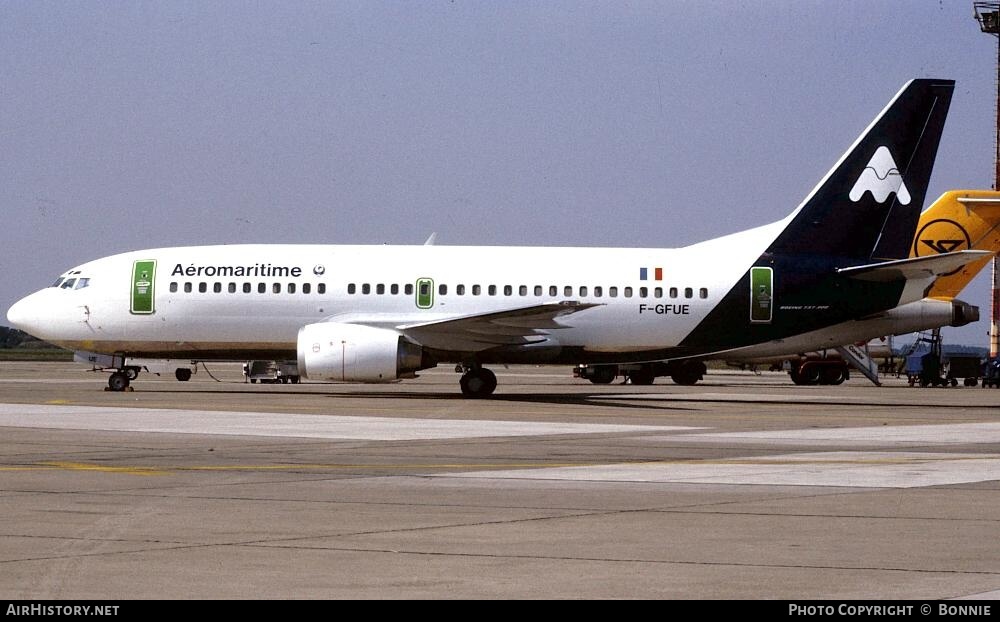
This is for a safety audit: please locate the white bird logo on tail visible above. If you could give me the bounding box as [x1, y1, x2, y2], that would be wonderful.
[849, 146, 911, 205]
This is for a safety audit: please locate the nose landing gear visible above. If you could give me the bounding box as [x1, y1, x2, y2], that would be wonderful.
[107, 370, 132, 392]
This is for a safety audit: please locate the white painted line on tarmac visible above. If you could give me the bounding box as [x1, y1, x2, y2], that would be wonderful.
[0, 403, 689, 441]
[441, 451, 1000, 488]
[952, 590, 1000, 600]
[667, 422, 1000, 447]
[592, 392, 877, 403]
[0, 379, 109, 384]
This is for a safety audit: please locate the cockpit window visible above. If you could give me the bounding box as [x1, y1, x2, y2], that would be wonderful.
[60, 278, 77, 290]
[75, 278, 90, 289]
[51, 277, 66, 288]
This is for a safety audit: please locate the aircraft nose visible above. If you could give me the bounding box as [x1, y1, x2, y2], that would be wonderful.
[7, 296, 29, 330]
[6, 291, 46, 335]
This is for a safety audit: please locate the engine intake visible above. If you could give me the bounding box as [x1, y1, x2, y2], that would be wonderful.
[297, 322, 428, 383]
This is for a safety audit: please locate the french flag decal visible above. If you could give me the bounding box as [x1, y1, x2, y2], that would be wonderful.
[639, 268, 663, 281]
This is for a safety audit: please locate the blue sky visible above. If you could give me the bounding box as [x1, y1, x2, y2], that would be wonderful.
[1, 1, 997, 347]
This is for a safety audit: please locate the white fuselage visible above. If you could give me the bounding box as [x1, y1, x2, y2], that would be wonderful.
[7, 220, 789, 363]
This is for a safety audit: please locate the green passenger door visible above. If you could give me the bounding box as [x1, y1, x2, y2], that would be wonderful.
[750, 267, 772, 324]
[131, 260, 156, 315]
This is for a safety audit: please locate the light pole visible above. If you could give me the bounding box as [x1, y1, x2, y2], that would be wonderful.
[974, 2, 1000, 359]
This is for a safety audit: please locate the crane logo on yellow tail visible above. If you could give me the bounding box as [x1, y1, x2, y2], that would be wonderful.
[914, 219, 970, 276]
[914, 219, 971, 256]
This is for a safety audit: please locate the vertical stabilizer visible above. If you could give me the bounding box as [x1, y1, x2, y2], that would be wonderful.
[916, 190, 1000, 299]
[767, 79, 954, 260]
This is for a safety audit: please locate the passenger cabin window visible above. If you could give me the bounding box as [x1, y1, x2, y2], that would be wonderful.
[594, 286, 603, 298]
[390, 284, 399, 295]
[654, 287, 662, 298]
[609, 286, 617, 297]
[184, 282, 192, 293]
[288, 283, 296, 294]
[519, 285, 527, 296]
[229, 283, 237, 293]
[362, 284, 371, 295]
[317, 284, 326, 294]
[504, 285, 512, 296]
[243, 283, 251, 294]
[170, 282, 178, 293]
[214, 283, 222, 293]
[404, 284, 413, 295]
[199, 282, 207, 293]
[302, 283, 311, 294]
[472, 285, 481, 296]
[699, 287, 708, 299]
[579, 286, 587, 297]
[489, 285, 497, 296]
[534, 285, 542, 296]
[457, 284, 465, 295]
[639, 287, 647, 298]
[549, 286, 557, 297]
[564, 286, 572, 297]
[685, 287, 693, 299]
[272, 283, 280, 294]
[258, 283, 266, 294]
[624, 287, 632, 298]
[439, 284, 447, 295]
[377, 284, 385, 295]
[669, 287, 678, 298]
[348, 283, 356, 294]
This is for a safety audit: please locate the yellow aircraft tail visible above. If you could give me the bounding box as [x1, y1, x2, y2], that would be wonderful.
[913, 190, 1000, 299]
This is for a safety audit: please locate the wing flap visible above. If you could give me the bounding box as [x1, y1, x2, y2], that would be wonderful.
[398, 301, 599, 351]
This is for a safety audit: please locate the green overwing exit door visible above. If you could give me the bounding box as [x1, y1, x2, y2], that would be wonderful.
[415, 278, 434, 309]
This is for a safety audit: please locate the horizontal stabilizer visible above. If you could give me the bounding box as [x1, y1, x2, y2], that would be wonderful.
[837, 250, 993, 282]
[956, 196, 1000, 208]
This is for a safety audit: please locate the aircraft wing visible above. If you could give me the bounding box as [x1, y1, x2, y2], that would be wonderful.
[837, 250, 993, 282]
[396, 301, 600, 351]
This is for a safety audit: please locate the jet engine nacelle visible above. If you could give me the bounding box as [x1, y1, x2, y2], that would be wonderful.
[723, 297, 980, 361]
[881, 297, 978, 331]
[297, 322, 426, 383]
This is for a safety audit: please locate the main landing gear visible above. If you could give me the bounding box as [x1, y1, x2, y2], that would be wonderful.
[788, 360, 848, 386]
[457, 364, 497, 398]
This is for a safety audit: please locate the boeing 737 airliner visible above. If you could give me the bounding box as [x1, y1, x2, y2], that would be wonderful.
[6, 79, 987, 397]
